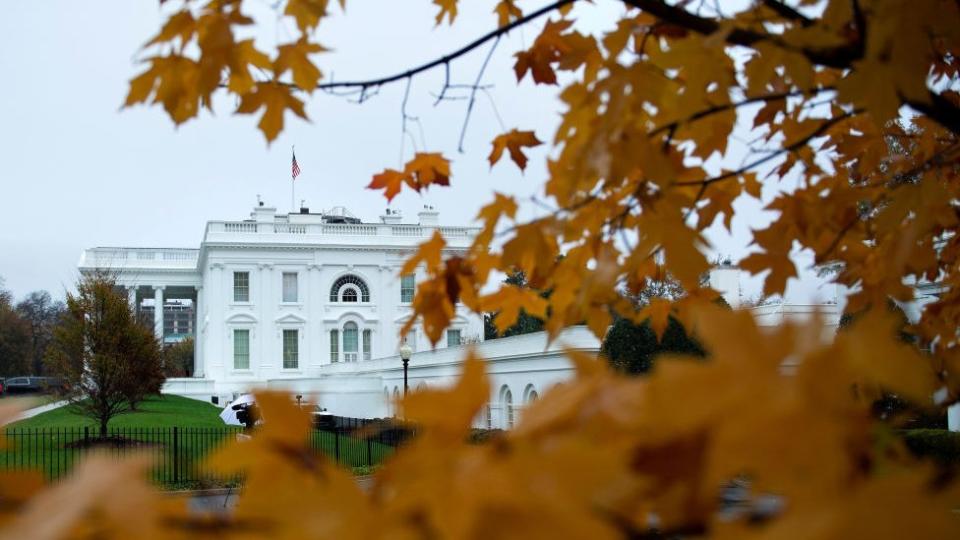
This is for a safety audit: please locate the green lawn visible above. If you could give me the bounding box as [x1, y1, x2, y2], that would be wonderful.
[11, 394, 224, 429]
[2, 395, 395, 486]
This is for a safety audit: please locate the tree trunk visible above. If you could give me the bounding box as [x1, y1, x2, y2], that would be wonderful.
[99, 418, 108, 438]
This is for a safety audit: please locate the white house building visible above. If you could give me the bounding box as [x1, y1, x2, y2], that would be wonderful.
[80, 203, 600, 427]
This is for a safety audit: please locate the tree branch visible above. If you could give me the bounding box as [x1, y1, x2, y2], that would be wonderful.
[762, 0, 814, 27]
[619, 0, 863, 69]
[315, 0, 577, 91]
[673, 109, 861, 187]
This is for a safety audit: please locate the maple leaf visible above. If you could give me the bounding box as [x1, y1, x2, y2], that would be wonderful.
[285, 0, 337, 33]
[235, 81, 308, 143]
[636, 297, 673, 342]
[401, 230, 446, 276]
[144, 10, 195, 48]
[433, 0, 458, 25]
[513, 19, 575, 85]
[367, 168, 408, 202]
[274, 38, 327, 92]
[481, 285, 549, 333]
[404, 152, 452, 189]
[488, 129, 543, 171]
[494, 0, 522, 28]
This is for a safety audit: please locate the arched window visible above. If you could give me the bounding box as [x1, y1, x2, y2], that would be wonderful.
[523, 384, 539, 404]
[330, 275, 370, 302]
[500, 385, 514, 429]
[343, 322, 359, 362]
[393, 387, 400, 400]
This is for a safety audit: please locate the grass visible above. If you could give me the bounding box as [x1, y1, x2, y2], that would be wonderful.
[11, 394, 225, 429]
[1, 395, 396, 487]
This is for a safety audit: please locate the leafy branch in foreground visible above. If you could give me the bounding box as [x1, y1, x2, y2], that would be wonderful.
[3, 0, 951, 537]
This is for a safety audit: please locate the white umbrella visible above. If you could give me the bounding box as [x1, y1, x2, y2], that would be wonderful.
[219, 394, 256, 426]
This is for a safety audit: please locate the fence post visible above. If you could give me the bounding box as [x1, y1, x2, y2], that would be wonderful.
[83, 426, 89, 448]
[172, 427, 179, 484]
[334, 430, 341, 465]
[366, 437, 372, 467]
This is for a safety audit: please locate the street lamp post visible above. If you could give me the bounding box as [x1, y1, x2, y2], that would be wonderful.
[399, 343, 413, 397]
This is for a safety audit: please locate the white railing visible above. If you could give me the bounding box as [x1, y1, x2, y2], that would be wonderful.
[344, 352, 359, 362]
[224, 222, 257, 233]
[321, 224, 378, 236]
[205, 221, 479, 241]
[80, 248, 200, 269]
[392, 225, 423, 236]
[274, 224, 307, 234]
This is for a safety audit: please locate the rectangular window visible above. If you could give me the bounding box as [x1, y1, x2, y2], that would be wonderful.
[447, 329, 461, 348]
[400, 274, 415, 303]
[233, 271, 250, 302]
[363, 329, 372, 361]
[330, 329, 339, 363]
[282, 329, 298, 369]
[282, 272, 298, 302]
[233, 329, 250, 370]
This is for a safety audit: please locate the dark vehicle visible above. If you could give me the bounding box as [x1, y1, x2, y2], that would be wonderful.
[3, 376, 64, 395]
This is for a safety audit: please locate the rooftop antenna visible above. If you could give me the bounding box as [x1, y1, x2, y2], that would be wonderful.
[256, 194, 263, 207]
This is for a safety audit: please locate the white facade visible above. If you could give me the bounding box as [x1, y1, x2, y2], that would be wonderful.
[79, 205, 492, 410]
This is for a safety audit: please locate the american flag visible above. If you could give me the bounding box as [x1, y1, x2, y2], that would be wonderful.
[292, 149, 301, 180]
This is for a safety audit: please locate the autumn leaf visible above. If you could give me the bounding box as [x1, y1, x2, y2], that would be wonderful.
[274, 38, 327, 92]
[235, 81, 308, 143]
[494, 0, 522, 27]
[367, 168, 408, 202]
[285, 0, 339, 33]
[636, 297, 672, 342]
[488, 129, 543, 171]
[401, 230, 446, 276]
[433, 0, 457, 25]
[404, 152, 452, 189]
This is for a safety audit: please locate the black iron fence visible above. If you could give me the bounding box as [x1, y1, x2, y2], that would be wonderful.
[1, 420, 412, 486]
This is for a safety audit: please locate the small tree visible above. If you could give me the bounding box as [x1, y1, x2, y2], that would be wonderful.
[46, 272, 164, 436]
[484, 271, 546, 339]
[602, 314, 705, 375]
[162, 337, 194, 378]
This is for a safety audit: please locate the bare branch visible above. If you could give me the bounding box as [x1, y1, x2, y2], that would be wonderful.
[458, 35, 501, 153]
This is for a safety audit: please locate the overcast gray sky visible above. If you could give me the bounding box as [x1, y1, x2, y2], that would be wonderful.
[0, 0, 836, 305]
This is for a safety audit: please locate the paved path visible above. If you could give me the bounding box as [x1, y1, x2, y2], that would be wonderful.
[2, 399, 69, 426]
[178, 476, 376, 514]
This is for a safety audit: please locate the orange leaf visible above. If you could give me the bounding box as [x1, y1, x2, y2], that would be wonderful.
[367, 168, 408, 202]
[488, 129, 543, 171]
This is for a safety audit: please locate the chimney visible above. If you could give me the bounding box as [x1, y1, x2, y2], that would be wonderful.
[251, 205, 276, 223]
[380, 208, 404, 225]
[417, 205, 439, 227]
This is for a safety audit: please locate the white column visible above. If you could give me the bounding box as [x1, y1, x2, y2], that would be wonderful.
[949, 403, 960, 432]
[153, 285, 165, 342]
[127, 286, 137, 311]
[194, 285, 203, 378]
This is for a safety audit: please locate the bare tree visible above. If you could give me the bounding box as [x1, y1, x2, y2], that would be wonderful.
[16, 291, 65, 376]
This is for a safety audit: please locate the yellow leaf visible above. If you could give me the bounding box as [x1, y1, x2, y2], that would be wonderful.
[637, 297, 672, 342]
[235, 81, 308, 143]
[274, 38, 327, 92]
[433, 0, 458, 25]
[494, 0, 522, 27]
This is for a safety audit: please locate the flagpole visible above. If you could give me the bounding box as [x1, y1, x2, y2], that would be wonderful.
[291, 145, 295, 213]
